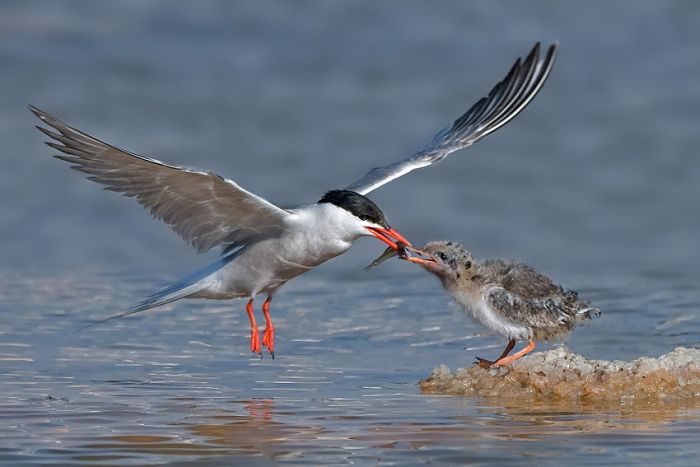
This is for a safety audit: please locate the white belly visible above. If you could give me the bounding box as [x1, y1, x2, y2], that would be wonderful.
[186, 203, 366, 300]
[452, 290, 531, 341]
[196, 233, 352, 299]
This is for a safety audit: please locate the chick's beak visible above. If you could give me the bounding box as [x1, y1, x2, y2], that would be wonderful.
[405, 256, 437, 266]
[365, 226, 413, 250]
[403, 246, 437, 266]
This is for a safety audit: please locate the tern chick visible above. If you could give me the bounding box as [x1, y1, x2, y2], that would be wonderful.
[400, 241, 600, 368]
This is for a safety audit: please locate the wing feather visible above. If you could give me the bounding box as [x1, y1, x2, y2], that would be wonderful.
[31, 106, 289, 253]
[487, 286, 575, 331]
[346, 42, 557, 195]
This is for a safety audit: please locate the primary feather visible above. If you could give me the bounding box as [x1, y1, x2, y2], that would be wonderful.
[346, 42, 557, 195]
[30, 105, 289, 253]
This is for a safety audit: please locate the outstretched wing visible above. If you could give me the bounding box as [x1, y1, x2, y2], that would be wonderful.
[346, 42, 557, 195]
[31, 106, 290, 253]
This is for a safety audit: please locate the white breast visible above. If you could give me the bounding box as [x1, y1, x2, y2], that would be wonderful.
[196, 204, 361, 299]
[451, 288, 531, 341]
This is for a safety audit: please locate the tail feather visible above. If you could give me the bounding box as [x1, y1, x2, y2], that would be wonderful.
[63, 251, 240, 339]
[576, 307, 601, 320]
[62, 278, 209, 340]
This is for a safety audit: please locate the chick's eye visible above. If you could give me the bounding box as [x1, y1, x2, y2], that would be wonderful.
[464, 261, 472, 269]
[436, 252, 447, 261]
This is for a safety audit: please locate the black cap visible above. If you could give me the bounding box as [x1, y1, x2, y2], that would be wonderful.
[318, 190, 389, 228]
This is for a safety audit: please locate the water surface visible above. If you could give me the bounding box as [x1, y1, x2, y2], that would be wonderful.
[1, 269, 698, 464]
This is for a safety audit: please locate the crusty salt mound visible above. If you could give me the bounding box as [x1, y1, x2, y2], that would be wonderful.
[420, 347, 700, 402]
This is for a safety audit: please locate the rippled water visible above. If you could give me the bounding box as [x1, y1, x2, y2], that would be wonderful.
[2, 1, 700, 464]
[1, 269, 698, 464]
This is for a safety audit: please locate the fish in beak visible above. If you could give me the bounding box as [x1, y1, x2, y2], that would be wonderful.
[365, 243, 435, 270]
[401, 246, 437, 266]
[365, 245, 400, 271]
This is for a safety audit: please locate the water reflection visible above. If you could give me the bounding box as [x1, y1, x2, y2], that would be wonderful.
[82, 398, 324, 462]
[75, 395, 700, 463]
[473, 399, 700, 436]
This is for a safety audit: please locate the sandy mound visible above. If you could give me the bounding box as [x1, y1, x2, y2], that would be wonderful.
[420, 347, 700, 402]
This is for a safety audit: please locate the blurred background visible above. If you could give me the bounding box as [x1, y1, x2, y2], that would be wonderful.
[1, 0, 699, 282]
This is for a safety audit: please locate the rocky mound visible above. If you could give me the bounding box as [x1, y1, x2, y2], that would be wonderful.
[420, 347, 700, 402]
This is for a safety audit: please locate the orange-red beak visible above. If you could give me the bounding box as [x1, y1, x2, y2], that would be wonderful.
[402, 246, 438, 266]
[405, 255, 437, 266]
[365, 226, 413, 250]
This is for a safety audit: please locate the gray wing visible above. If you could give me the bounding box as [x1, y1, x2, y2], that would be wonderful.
[487, 259, 562, 299]
[31, 105, 290, 253]
[346, 42, 557, 195]
[486, 285, 577, 331]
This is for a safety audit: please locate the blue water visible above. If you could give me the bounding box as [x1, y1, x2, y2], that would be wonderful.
[1, 1, 699, 464]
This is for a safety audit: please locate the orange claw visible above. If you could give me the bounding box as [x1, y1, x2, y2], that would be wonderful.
[246, 299, 262, 356]
[261, 296, 275, 358]
[493, 340, 536, 367]
[475, 339, 516, 369]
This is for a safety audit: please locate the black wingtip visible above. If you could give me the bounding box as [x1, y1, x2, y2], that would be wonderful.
[60, 319, 101, 341]
[528, 42, 541, 60]
[35, 125, 60, 139]
[28, 104, 45, 119]
[525, 41, 558, 65]
[45, 141, 68, 153]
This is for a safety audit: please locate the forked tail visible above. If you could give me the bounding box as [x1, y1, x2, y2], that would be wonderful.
[62, 279, 209, 339]
[61, 253, 240, 339]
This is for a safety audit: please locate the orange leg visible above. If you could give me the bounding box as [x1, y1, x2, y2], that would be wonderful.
[261, 296, 275, 359]
[475, 339, 516, 369]
[246, 299, 262, 357]
[493, 340, 536, 367]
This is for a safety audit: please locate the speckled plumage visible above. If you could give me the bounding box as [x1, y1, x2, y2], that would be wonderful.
[478, 259, 592, 341]
[405, 241, 600, 367]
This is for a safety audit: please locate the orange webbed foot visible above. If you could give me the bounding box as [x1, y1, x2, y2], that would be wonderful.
[262, 296, 275, 359]
[493, 340, 536, 367]
[474, 339, 517, 369]
[246, 299, 262, 358]
[250, 328, 262, 356]
[474, 357, 496, 369]
[262, 327, 275, 359]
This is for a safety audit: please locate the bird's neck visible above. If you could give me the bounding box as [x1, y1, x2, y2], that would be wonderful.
[304, 203, 368, 242]
[442, 268, 483, 300]
[281, 204, 363, 265]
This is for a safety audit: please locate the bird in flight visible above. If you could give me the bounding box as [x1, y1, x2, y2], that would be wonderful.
[31, 42, 556, 358]
[392, 241, 600, 368]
